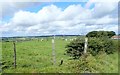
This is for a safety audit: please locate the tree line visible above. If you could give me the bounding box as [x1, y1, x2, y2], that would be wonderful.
[86, 31, 116, 38]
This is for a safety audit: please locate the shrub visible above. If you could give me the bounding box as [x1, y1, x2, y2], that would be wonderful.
[88, 37, 115, 56]
[66, 37, 115, 58]
[65, 38, 84, 59]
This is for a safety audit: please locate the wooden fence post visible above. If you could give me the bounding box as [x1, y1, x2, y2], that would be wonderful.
[52, 39, 56, 65]
[84, 38, 88, 54]
[13, 41, 16, 68]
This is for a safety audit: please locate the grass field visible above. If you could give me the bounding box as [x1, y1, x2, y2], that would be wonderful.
[1, 37, 118, 73]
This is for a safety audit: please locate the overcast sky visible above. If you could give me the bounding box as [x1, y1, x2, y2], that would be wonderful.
[0, 0, 119, 37]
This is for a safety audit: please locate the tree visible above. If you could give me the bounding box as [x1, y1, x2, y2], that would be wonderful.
[86, 31, 116, 38]
[107, 31, 116, 38]
[86, 31, 97, 37]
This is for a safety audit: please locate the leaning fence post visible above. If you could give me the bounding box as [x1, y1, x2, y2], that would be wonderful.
[52, 39, 56, 65]
[84, 38, 88, 54]
[13, 41, 17, 68]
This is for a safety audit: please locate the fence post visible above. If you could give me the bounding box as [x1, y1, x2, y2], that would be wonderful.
[13, 41, 16, 68]
[84, 38, 88, 54]
[52, 39, 56, 65]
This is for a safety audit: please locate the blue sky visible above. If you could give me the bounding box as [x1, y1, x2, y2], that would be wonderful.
[0, 1, 118, 37]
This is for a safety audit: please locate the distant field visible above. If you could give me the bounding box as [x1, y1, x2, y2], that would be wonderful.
[1, 37, 118, 73]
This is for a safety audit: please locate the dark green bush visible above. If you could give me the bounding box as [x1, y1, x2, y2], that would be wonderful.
[88, 38, 115, 56]
[66, 37, 115, 58]
[65, 38, 84, 59]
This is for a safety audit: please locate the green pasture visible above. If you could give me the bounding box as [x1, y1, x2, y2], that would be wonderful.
[1, 37, 118, 73]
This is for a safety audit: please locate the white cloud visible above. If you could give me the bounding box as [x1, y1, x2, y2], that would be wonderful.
[1, 2, 42, 19]
[96, 15, 118, 24]
[58, 4, 83, 20]
[92, 2, 118, 18]
[37, 5, 62, 22]
[1, 2, 118, 36]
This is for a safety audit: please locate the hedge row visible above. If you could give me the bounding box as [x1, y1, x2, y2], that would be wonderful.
[66, 37, 117, 59]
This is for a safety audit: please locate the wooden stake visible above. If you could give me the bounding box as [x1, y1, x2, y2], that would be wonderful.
[13, 41, 16, 68]
[84, 38, 88, 54]
[52, 39, 56, 65]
